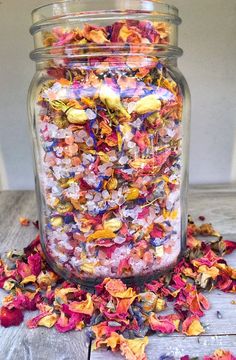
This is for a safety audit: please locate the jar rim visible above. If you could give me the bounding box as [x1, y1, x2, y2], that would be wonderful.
[30, 0, 182, 62]
[30, 0, 181, 37]
[31, 0, 179, 21]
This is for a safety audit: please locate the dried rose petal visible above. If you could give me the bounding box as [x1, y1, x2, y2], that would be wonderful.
[0, 306, 24, 327]
[204, 349, 236, 360]
[182, 315, 205, 336]
[149, 313, 180, 334]
[19, 217, 30, 226]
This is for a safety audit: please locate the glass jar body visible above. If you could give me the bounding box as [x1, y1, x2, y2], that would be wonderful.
[28, 3, 190, 286]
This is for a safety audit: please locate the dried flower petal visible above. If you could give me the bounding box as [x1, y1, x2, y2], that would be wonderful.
[182, 315, 205, 336]
[149, 313, 180, 333]
[103, 218, 122, 232]
[0, 306, 24, 327]
[87, 229, 116, 242]
[38, 313, 59, 328]
[19, 217, 30, 226]
[68, 294, 94, 316]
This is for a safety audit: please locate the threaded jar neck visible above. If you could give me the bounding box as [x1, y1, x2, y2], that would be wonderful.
[30, 0, 182, 62]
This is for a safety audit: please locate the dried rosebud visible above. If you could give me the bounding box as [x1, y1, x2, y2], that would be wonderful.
[99, 85, 130, 118]
[53, 114, 69, 129]
[50, 216, 64, 227]
[0, 306, 24, 327]
[103, 218, 122, 232]
[133, 94, 161, 114]
[66, 108, 88, 124]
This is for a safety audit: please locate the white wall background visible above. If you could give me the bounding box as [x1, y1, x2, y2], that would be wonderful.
[0, 0, 235, 189]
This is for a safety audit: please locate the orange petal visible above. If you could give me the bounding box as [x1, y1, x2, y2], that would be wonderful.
[68, 294, 94, 316]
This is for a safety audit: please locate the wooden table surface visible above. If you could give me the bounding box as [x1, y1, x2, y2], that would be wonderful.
[0, 186, 236, 360]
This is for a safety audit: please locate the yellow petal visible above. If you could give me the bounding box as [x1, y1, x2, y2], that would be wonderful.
[125, 188, 140, 201]
[54, 287, 78, 303]
[187, 319, 204, 335]
[117, 132, 122, 152]
[121, 336, 149, 360]
[163, 209, 178, 220]
[80, 262, 97, 274]
[120, 124, 132, 135]
[183, 318, 205, 336]
[111, 288, 137, 299]
[37, 270, 59, 288]
[134, 95, 161, 114]
[155, 246, 164, 258]
[155, 298, 166, 312]
[87, 229, 116, 241]
[106, 333, 121, 350]
[76, 320, 85, 331]
[69, 294, 94, 316]
[129, 158, 149, 169]
[3, 279, 16, 291]
[38, 313, 58, 328]
[89, 30, 109, 44]
[97, 151, 110, 162]
[198, 265, 220, 280]
[119, 25, 132, 42]
[20, 275, 37, 285]
[57, 202, 74, 214]
[106, 177, 118, 190]
[50, 216, 63, 227]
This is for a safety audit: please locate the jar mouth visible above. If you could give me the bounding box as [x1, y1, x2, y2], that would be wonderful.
[30, 0, 181, 35]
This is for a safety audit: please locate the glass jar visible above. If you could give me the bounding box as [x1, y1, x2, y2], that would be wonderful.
[28, 0, 190, 287]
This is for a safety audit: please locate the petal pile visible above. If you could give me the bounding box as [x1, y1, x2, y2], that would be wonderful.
[0, 218, 236, 360]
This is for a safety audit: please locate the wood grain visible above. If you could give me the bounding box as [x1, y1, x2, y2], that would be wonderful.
[0, 187, 235, 360]
[0, 191, 89, 360]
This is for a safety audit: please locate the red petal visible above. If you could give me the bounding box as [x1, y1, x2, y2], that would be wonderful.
[223, 240, 236, 255]
[24, 234, 40, 256]
[16, 261, 31, 278]
[0, 306, 24, 327]
[150, 225, 164, 239]
[28, 253, 42, 276]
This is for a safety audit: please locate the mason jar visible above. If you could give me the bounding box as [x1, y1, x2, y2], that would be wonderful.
[28, 0, 190, 287]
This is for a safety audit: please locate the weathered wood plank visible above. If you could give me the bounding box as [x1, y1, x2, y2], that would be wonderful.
[0, 191, 38, 254]
[188, 188, 236, 235]
[0, 191, 89, 360]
